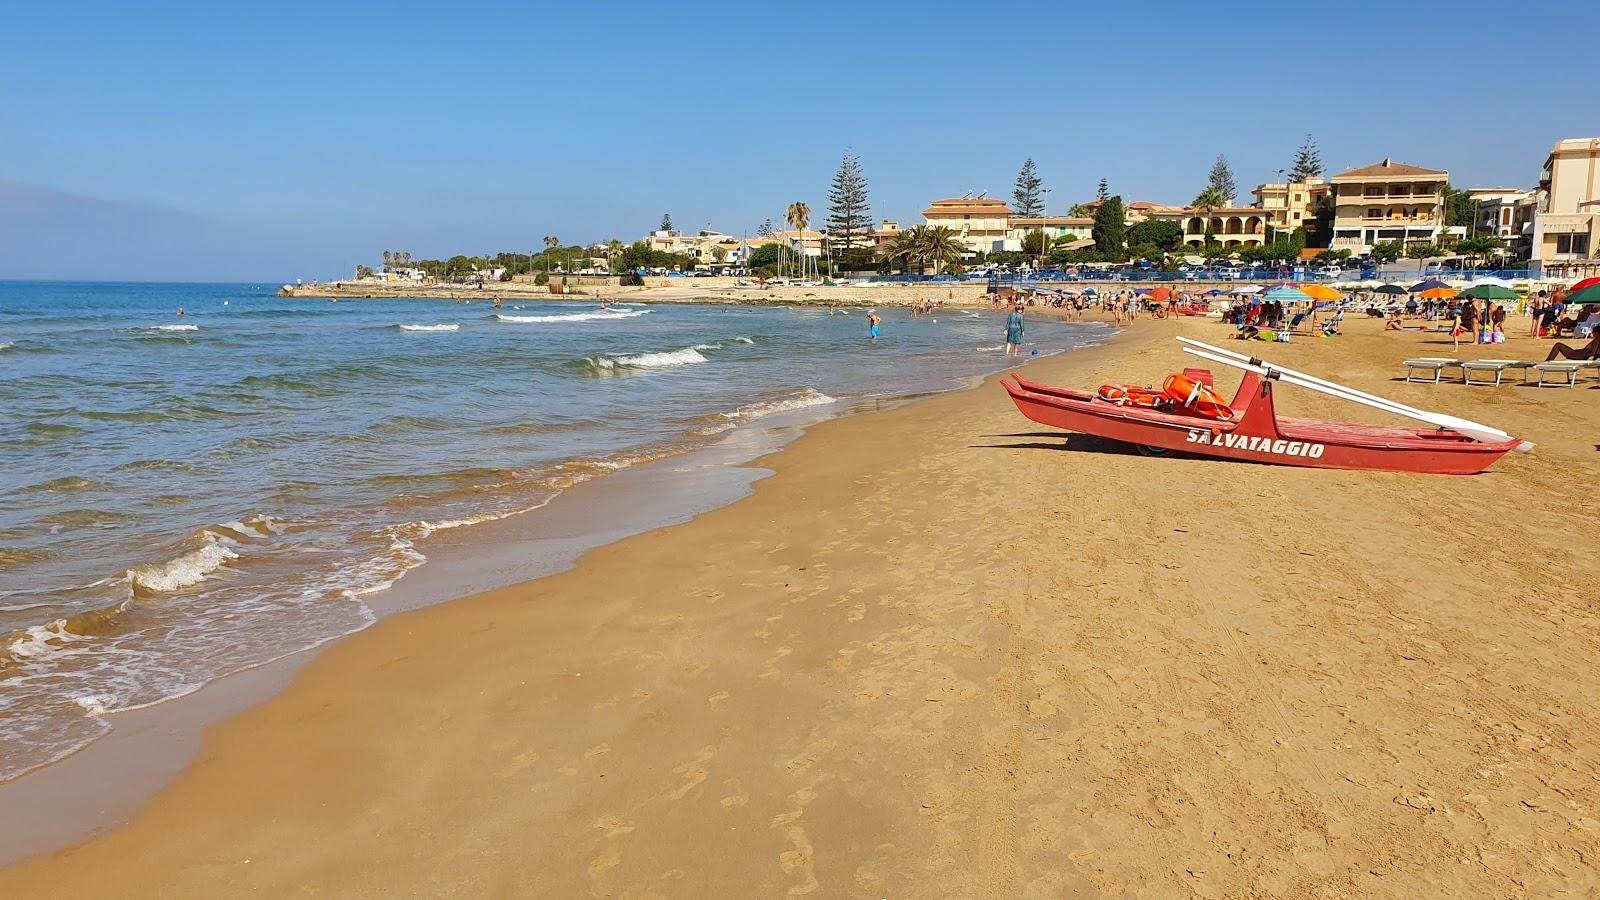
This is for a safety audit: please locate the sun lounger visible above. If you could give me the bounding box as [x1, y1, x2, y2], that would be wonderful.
[1460, 360, 1535, 386]
[1534, 362, 1583, 387]
[1402, 358, 1460, 384]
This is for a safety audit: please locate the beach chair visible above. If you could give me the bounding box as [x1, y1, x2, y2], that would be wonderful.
[1320, 310, 1344, 336]
[1460, 360, 1534, 386]
[1402, 358, 1458, 384]
[1533, 362, 1583, 387]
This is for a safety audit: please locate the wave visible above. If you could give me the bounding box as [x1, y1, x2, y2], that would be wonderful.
[0, 342, 12, 352]
[138, 324, 199, 332]
[19, 476, 103, 494]
[495, 309, 650, 324]
[396, 323, 459, 332]
[586, 346, 708, 371]
[729, 388, 837, 421]
[120, 519, 272, 595]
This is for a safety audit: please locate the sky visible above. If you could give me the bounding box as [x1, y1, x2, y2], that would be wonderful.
[2, 0, 1595, 281]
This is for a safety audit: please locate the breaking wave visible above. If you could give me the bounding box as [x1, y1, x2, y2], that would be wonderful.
[495, 309, 650, 323]
[586, 346, 708, 371]
[396, 323, 459, 332]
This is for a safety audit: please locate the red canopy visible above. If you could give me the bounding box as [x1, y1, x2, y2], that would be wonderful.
[1570, 277, 1600, 292]
[1148, 287, 1173, 302]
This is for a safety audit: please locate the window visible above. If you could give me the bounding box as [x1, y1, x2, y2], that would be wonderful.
[1365, 208, 1382, 219]
[1556, 234, 1591, 255]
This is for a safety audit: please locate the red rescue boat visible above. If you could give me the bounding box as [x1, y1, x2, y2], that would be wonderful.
[1002, 338, 1528, 475]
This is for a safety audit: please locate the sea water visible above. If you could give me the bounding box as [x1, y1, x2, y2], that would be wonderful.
[0, 281, 1109, 779]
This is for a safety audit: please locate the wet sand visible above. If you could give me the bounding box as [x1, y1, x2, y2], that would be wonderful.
[3, 315, 1598, 897]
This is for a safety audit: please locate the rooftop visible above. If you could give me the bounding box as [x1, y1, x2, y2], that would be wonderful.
[1332, 158, 1447, 179]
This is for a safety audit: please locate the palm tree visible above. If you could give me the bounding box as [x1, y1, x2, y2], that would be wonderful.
[1192, 187, 1226, 248]
[921, 226, 967, 275]
[605, 239, 624, 274]
[401, 251, 412, 269]
[786, 201, 810, 279]
[543, 235, 559, 276]
[382, 250, 392, 272]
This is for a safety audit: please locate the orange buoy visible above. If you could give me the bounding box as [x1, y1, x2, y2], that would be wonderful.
[1163, 373, 1233, 420]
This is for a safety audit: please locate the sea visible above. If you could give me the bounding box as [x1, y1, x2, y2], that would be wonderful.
[0, 281, 1109, 780]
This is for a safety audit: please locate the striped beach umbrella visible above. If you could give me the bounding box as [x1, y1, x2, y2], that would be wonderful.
[1263, 284, 1312, 303]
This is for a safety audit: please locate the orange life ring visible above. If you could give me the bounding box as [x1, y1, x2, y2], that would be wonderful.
[1097, 384, 1170, 410]
[1162, 373, 1233, 420]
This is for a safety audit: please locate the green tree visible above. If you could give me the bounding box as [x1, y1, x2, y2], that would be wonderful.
[1406, 243, 1447, 260]
[659, 213, 674, 233]
[1452, 234, 1500, 266]
[1442, 184, 1476, 228]
[381, 250, 392, 272]
[748, 242, 783, 271]
[1067, 203, 1091, 217]
[445, 255, 475, 277]
[757, 218, 774, 237]
[1096, 179, 1109, 202]
[1126, 219, 1183, 252]
[1370, 240, 1403, 263]
[1092, 196, 1126, 257]
[542, 236, 560, 276]
[825, 151, 872, 262]
[355, 264, 374, 279]
[605, 239, 624, 273]
[711, 244, 729, 267]
[1290, 134, 1324, 182]
[1207, 155, 1237, 204]
[786, 201, 811, 279]
[1021, 229, 1049, 255]
[1012, 158, 1044, 217]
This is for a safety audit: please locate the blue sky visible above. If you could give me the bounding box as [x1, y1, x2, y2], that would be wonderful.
[2, 0, 1595, 280]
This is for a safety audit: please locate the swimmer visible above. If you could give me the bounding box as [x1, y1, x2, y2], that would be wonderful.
[868, 311, 882, 340]
[176, 307, 185, 317]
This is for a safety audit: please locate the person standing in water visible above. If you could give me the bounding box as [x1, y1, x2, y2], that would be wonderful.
[868, 311, 882, 340]
[1004, 302, 1025, 357]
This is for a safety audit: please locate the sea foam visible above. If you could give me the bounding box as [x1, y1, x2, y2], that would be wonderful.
[149, 324, 199, 332]
[587, 346, 708, 370]
[126, 531, 239, 593]
[397, 323, 460, 332]
[495, 309, 650, 323]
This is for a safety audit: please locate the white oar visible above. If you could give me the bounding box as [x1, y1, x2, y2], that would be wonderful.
[1180, 346, 1531, 452]
[1178, 337, 1515, 440]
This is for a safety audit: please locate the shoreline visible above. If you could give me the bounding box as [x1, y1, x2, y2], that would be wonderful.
[5, 316, 1599, 896]
[0, 321, 1110, 868]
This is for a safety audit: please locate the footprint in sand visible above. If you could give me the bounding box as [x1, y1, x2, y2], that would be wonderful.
[669, 746, 716, 800]
[708, 691, 730, 707]
[784, 739, 836, 776]
[720, 778, 750, 809]
[585, 743, 611, 759]
[496, 751, 542, 779]
[594, 814, 635, 838]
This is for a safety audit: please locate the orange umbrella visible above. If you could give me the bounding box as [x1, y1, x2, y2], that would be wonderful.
[1298, 284, 1344, 301]
[1417, 286, 1459, 300]
[1148, 287, 1173, 302]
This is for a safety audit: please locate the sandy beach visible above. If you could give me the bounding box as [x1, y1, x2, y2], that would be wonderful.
[4, 313, 1598, 897]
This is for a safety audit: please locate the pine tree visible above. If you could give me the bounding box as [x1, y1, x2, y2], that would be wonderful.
[757, 218, 774, 237]
[1207, 155, 1237, 205]
[1012, 158, 1044, 217]
[1093, 196, 1126, 258]
[1289, 135, 1324, 183]
[660, 213, 674, 233]
[825, 151, 872, 258]
[1096, 178, 1109, 202]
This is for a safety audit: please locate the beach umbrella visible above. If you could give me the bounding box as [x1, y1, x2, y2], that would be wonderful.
[1416, 286, 1459, 300]
[1565, 284, 1600, 306]
[1298, 284, 1344, 301]
[1134, 288, 1151, 296]
[1204, 289, 1223, 296]
[1230, 285, 1263, 295]
[1409, 278, 1452, 293]
[1466, 276, 1516, 289]
[1149, 287, 1173, 302]
[1460, 284, 1518, 301]
[1263, 284, 1312, 303]
[1374, 283, 1408, 295]
[1082, 286, 1097, 294]
[1570, 277, 1600, 292]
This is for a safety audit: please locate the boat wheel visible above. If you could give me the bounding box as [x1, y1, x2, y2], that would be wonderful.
[1136, 444, 1172, 457]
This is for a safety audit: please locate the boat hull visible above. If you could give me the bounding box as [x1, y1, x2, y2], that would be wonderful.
[1003, 373, 1518, 475]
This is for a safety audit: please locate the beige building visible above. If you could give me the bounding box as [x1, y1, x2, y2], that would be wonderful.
[1252, 177, 1329, 234]
[1469, 188, 1536, 257]
[1327, 159, 1448, 254]
[922, 196, 1013, 253]
[1006, 216, 1093, 245]
[1531, 137, 1600, 279]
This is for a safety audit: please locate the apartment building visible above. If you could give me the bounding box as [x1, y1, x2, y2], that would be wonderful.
[1531, 137, 1600, 279]
[922, 196, 1013, 253]
[1327, 159, 1448, 254]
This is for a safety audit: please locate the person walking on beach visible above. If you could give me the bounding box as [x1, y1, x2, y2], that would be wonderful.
[1004, 303, 1025, 357]
[1452, 299, 1478, 351]
[867, 311, 881, 340]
